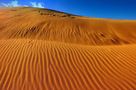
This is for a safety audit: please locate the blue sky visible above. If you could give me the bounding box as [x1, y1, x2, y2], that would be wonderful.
[0, 0, 136, 20]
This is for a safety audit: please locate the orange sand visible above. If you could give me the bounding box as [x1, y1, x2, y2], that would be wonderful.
[0, 7, 136, 90]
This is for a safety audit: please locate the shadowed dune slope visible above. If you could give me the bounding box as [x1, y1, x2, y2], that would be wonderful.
[0, 7, 136, 90]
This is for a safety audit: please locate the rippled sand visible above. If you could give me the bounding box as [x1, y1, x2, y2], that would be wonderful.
[0, 7, 136, 90]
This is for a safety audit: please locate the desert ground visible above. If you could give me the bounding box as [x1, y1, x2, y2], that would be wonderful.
[0, 7, 136, 90]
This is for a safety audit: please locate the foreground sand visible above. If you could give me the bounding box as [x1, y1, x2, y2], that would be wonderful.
[0, 7, 136, 90]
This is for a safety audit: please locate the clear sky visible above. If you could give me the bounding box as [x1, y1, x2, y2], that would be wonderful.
[0, 0, 136, 20]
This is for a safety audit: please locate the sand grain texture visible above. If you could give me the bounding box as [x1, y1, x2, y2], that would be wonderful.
[0, 7, 136, 90]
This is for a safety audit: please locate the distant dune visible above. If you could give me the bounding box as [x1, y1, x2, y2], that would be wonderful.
[0, 7, 136, 90]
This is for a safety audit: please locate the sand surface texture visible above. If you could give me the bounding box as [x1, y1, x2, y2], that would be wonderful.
[0, 7, 136, 90]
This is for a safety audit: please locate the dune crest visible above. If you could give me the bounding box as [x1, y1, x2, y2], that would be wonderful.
[0, 7, 136, 90]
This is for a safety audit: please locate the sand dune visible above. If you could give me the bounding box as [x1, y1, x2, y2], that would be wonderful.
[1, 7, 136, 45]
[0, 7, 136, 90]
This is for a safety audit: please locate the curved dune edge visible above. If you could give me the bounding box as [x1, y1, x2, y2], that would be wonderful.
[0, 7, 136, 90]
[0, 39, 136, 90]
[0, 7, 136, 45]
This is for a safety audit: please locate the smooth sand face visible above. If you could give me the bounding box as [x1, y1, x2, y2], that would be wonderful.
[0, 7, 136, 90]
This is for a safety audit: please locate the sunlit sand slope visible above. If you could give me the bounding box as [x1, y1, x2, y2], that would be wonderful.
[0, 7, 136, 90]
[0, 7, 136, 45]
[0, 39, 136, 90]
